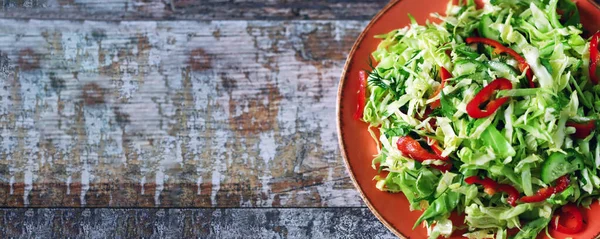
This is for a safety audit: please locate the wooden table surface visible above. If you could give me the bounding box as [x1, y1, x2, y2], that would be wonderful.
[0, 0, 396, 237]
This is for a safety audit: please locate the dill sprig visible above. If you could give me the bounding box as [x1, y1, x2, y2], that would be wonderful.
[365, 56, 390, 89]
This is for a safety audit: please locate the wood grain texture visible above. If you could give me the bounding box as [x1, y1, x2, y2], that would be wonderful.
[0, 18, 374, 207]
[0, 0, 388, 21]
[0, 208, 396, 238]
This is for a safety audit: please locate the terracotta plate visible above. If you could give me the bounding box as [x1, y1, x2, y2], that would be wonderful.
[337, 0, 600, 238]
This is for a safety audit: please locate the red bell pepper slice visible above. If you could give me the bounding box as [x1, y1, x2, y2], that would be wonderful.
[566, 120, 596, 139]
[465, 176, 498, 195]
[520, 175, 570, 203]
[429, 67, 452, 109]
[430, 142, 447, 160]
[396, 136, 444, 162]
[466, 78, 513, 118]
[553, 175, 571, 193]
[589, 32, 600, 85]
[552, 204, 585, 234]
[430, 163, 453, 172]
[423, 137, 451, 172]
[466, 37, 535, 88]
[425, 137, 448, 160]
[498, 184, 520, 207]
[520, 187, 555, 203]
[416, 108, 437, 129]
[354, 70, 367, 120]
[465, 176, 519, 206]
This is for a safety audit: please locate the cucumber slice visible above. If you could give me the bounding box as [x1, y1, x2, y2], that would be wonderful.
[565, 149, 585, 170]
[571, 157, 585, 171]
[541, 152, 576, 184]
[487, 61, 519, 78]
[479, 15, 500, 41]
[454, 60, 487, 76]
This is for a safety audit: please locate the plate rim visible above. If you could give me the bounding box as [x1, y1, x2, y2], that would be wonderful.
[335, 0, 406, 238]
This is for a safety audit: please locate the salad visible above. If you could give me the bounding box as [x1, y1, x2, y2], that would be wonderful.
[354, 0, 600, 238]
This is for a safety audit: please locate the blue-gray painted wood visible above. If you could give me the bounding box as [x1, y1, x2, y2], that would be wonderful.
[0, 208, 396, 239]
[0, 0, 389, 21]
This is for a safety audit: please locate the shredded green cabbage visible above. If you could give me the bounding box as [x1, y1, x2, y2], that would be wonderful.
[364, 0, 599, 238]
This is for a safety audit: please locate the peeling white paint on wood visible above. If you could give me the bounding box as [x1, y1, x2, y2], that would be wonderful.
[154, 168, 164, 206]
[0, 18, 368, 207]
[23, 167, 32, 205]
[80, 165, 90, 206]
[0, 2, 404, 235]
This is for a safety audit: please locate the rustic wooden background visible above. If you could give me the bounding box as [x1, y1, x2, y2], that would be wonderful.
[0, 0, 396, 237]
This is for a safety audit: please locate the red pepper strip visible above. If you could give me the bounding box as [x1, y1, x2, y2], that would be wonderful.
[430, 163, 452, 172]
[552, 204, 585, 234]
[520, 175, 571, 203]
[417, 107, 432, 121]
[423, 137, 451, 172]
[430, 67, 452, 109]
[466, 78, 513, 118]
[417, 108, 437, 128]
[589, 32, 600, 85]
[396, 136, 443, 162]
[520, 187, 554, 203]
[466, 37, 535, 88]
[553, 175, 571, 193]
[353, 70, 367, 120]
[430, 142, 447, 160]
[425, 137, 448, 160]
[465, 176, 498, 195]
[465, 176, 519, 206]
[566, 120, 596, 139]
[498, 184, 520, 207]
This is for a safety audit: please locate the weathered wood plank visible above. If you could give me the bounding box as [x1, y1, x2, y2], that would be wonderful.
[0, 208, 396, 238]
[0, 19, 369, 207]
[0, 0, 388, 21]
